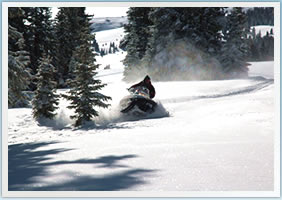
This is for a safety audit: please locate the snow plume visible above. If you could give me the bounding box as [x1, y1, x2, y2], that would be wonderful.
[50, 99, 169, 129]
[145, 101, 170, 119]
[148, 39, 223, 81]
[93, 100, 169, 127]
[36, 109, 73, 130]
[123, 63, 151, 84]
[124, 39, 223, 82]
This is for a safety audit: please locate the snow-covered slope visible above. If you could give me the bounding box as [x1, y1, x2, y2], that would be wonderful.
[91, 17, 128, 32]
[7, 28, 277, 195]
[95, 27, 125, 48]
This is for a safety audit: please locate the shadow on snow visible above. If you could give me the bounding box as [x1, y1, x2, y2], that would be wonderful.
[8, 141, 156, 191]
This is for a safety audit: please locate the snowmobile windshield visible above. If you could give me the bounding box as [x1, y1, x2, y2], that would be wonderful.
[129, 86, 150, 98]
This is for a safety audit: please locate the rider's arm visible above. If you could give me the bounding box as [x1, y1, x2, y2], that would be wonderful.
[150, 85, 156, 99]
[129, 81, 143, 90]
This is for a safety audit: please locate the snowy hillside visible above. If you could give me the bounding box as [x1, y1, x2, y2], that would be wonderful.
[6, 27, 277, 196]
[95, 27, 125, 50]
[91, 17, 128, 32]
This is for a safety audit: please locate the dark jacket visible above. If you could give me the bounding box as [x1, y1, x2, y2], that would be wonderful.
[129, 76, 156, 99]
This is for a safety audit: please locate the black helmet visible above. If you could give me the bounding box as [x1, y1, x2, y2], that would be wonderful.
[144, 75, 151, 81]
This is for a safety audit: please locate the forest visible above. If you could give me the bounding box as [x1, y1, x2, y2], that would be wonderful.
[122, 7, 274, 82]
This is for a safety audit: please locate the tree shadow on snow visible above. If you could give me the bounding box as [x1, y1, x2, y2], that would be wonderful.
[33, 168, 155, 191]
[8, 141, 156, 191]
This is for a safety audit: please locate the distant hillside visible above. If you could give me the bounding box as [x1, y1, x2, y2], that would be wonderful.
[90, 17, 128, 32]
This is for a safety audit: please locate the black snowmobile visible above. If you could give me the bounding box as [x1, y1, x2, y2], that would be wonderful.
[120, 86, 157, 116]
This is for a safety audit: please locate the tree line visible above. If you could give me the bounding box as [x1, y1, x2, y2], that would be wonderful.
[94, 42, 120, 57]
[8, 7, 111, 126]
[8, 7, 274, 126]
[246, 7, 274, 27]
[122, 7, 274, 82]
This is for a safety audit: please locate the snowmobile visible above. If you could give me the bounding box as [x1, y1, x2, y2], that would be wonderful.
[120, 86, 157, 116]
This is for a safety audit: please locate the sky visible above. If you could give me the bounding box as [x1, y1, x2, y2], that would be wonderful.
[86, 7, 128, 18]
[52, 7, 129, 18]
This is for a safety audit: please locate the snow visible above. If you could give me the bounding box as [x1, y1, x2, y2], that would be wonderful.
[91, 17, 128, 32]
[251, 25, 274, 37]
[6, 27, 277, 196]
[95, 27, 125, 48]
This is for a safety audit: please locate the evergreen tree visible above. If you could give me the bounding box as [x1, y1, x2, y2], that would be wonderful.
[146, 7, 225, 58]
[248, 29, 274, 61]
[246, 7, 274, 26]
[270, 28, 273, 35]
[93, 39, 100, 53]
[54, 7, 96, 87]
[141, 7, 225, 80]
[219, 7, 249, 78]
[8, 9, 32, 108]
[9, 8, 56, 91]
[22, 8, 55, 76]
[32, 55, 59, 120]
[8, 8, 26, 52]
[63, 28, 111, 127]
[122, 7, 153, 81]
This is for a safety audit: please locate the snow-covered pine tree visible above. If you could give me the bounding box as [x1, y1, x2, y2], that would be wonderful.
[219, 7, 249, 78]
[8, 25, 32, 108]
[63, 27, 111, 127]
[8, 8, 33, 107]
[32, 55, 59, 120]
[8, 8, 26, 52]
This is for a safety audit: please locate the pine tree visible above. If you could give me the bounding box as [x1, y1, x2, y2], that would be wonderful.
[63, 28, 111, 127]
[219, 7, 249, 78]
[8, 9, 32, 108]
[8, 8, 26, 52]
[21, 8, 55, 76]
[93, 39, 100, 53]
[122, 7, 153, 81]
[32, 55, 59, 120]
[146, 7, 225, 59]
[270, 28, 273, 35]
[246, 7, 274, 26]
[54, 7, 96, 88]
[142, 7, 225, 80]
[8, 8, 56, 91]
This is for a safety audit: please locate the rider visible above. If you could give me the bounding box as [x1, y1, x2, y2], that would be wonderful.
[121, 75, 156, 113]
[128, 75, 156, 99]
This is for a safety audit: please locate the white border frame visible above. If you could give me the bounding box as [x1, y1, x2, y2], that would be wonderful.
[2, 2, 280, 198]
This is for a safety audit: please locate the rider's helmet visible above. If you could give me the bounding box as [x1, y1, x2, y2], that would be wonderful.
[144, 75, 151, 84]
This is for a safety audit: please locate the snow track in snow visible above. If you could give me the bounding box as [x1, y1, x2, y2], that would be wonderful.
[161, 78, 274, 104]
